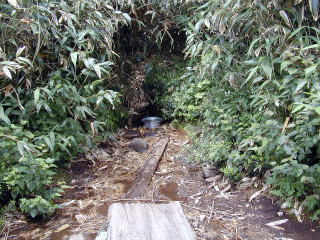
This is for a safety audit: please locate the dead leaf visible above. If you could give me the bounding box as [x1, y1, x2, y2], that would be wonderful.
[2, 84, 14, 96]
[55, 224, 70, 232]
[75, 214, 87, 224]
[266, 219, 288, 230]
[98, 165, 109, 171]
[249, 184, 270, 202]
[221, 184, 231, 193]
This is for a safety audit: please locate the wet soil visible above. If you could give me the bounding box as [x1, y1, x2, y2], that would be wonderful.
[2, 126, 320, 240]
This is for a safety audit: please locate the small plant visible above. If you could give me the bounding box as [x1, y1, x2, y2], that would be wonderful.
[20, 196, 58, 218]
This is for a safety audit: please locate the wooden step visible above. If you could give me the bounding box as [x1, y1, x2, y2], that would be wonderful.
[96, 202, 196, 240]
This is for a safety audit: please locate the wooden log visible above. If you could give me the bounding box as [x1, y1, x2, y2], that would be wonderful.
[104, 202, 196, 240]
[125, 135, 169, 199]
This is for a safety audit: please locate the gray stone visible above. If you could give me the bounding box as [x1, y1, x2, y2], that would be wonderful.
[128, 138, 148, 153]
[202, 167, 221, 179]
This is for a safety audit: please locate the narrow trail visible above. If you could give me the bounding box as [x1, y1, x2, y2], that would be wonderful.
[4, 126, 320, 240]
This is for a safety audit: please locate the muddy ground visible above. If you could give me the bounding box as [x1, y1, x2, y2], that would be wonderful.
[2, 126, 320, 240]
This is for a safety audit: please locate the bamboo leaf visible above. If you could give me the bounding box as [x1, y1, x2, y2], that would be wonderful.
[279, 10, 291, 27]
[49, 132, 55, 149]
[123, 13, 131, 23]
[195, 19, 204, 32]
[305, 64, 318, 77]
[16, 46, 26, 57]
[0, 104, 11, 125]
[8, 0, 18, 7]
[2, 66, 12, 79]
[34, 89, 40, 104]
[93, 64, 101, 79]
[294, 80, 307, 93]
[71, 52, 78, 67]
[309, 0, 320, 21]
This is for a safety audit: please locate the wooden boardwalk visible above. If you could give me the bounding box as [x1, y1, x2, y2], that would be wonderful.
[96, 202, 196, 240]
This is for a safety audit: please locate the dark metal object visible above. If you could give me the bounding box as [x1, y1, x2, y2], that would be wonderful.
[141, 117, 163, 129]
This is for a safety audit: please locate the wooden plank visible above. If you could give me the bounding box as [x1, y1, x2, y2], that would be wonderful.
[125, 135, 169, 199]
[104, 202, 196, 240]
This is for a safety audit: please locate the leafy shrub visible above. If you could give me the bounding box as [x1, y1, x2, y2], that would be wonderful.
[268, 161, 320, 219]
[20, 196, 58, 218]
[0, 0, 192, 217]
[165, 0, 320, 219]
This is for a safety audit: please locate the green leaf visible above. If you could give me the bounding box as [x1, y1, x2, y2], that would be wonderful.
[44, 137, 53, 152]
[0, 104, 11, 125]
[309, 0, 320, 21]
[93, 64, 101, 78]
[34, 89, 40, 104]
[16, 46, 26, 57]
[305, 64, 318, 77]
[292, 104, 305, 113]
[17, 141, 25, 156]
[280, 61, 292, 72]
[261, 62, 273, 80]
[315, 106, 320, 115]
[123, 13, 131, 23]
[71, 52, 78, 67]
[243, 66, 259, 86]
[49, 132, 55, 149]
[294, 80, 307, 93]
[195, 19, 204, 32]
[279, 10, 291, 27]
[16, 57, 32, 66]
[2, 66, 12, 79]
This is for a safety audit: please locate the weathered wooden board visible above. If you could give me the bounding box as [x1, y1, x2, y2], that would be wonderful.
[103, 202, 196, 240]
[125, 135, 169, 199]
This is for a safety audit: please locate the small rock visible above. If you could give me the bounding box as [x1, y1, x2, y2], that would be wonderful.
[128, 138, 148, 153]
[97, 149, 111, 159]
[123, 130, 142, 139]
[202, 166, 221, 179]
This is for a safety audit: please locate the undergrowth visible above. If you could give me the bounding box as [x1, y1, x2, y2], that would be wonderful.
[160, 0, 320, 221]
[0, 0, 187, 218]
[1, 0, 320, 223]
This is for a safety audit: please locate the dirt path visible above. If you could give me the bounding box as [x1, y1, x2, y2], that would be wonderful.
[3, 126, 320, 240]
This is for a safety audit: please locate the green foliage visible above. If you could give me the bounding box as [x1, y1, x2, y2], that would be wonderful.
[0, 0, 130, 217]
[164, 0, 320, 219]
[143, 56, 187, 118]
[20, 196, 58, 218]
[268, 161, 320, 219]
[0, 0, 192, 218]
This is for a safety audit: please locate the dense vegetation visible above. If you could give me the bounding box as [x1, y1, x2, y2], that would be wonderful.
[0, 0, 187, 218]
[1, 0, 320, 222]
[162, 0, 320, 220]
